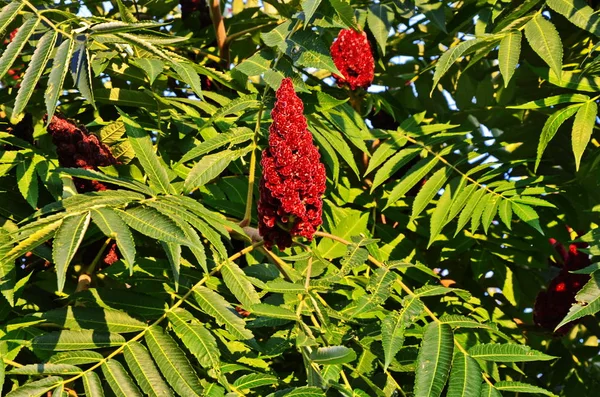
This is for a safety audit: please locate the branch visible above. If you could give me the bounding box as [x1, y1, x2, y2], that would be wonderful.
[209, 0, 228, 65]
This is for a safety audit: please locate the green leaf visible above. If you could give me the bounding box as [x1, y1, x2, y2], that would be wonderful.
[468, 343, 557, 362]
[234, 373, 278, 390]
[145, 326, 203, 397]
[571, 101, 597, 170]
[71, 39, 95, 106]
[222, 260, 261, 307]
[546, 0, 600, 38]
[95, 88, 155, 107]
[429, 177, 464, 246]
[301, 0, 322, 23]
[235, 49, 273, 76]
[172, 61, 203, 98]
[178, 127, 254, 164]
[0, 17, 40, 79]
[117, 206, 194, 246]
[454, 188, 486, 236]
[46, 38, 75, 122]
[511, 196, 556, 208]
[555, 271, 600, 330]
[431, 36, 497, 94]
[264, 280, 306, 293]
[11, 30, 58, 124]
[92, 208, 136, 270]
[494, 381, 557, 397]
[102, 360, 143, 397]
[5, 376, 63, 397]
[81, 372, 104, 397]
[0, 1, 25, 37]
[385, 157, 439, 210]
[2, 220, 61, 267]
[498, 199, 512, 229]
[413, 322, 454, 397]
[8, 364, 82, 375]
[447, 351, 482, 397]
[184, 150, 235, 193]
[411, 168, 451, 220]
[382, 297, 424, 370]
[367, 4, 393, 55]
[498, 30, 521, 87]
[250, 303, 298, 320]
[329, 0, 356, 28]
[123, 341, 173, 397]
[121, 114, 173, 194]
[33, 330, 125, 351]
[55, 168, 154, 195]
[479, 384, 502, 397]
[168, 309, 221, 369]
[53, 212, 91, 292]
[48, 351, 104, 365]
[310, 346, 357, 365]
[131, 58, 164, 85]
[286, 30, 341, 74]
[524, 14, 563, 79]
[535, 104, 581, 171]
[481, 195, 501, 234]
[193, 286, 254, 340]
[508, 93, 589, 109]
[39, 307, 146, 333]
[16, 156, 40, 209]
[511, 202, 543, 234]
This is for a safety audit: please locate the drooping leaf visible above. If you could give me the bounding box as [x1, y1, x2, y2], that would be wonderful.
[168, 309, 221, 369]
[546, 0, 600, 37]
[413, 322, 454, 397]
[0, 17, 40, 80]
[222, 260, 261, 307]
[535, 104, 581, 171]
[46, 38, 75, 122]
[117, 206, 194, 247]
[524, 14, 563, 79]
[571, 101, 597, 171]
[11, 30, 58, 124]
[367, 4, 393, 55]
[446, 351, 482, 397]
[121, 114, 173, 194]
[498, 30, 521, 87]
[509, 93, 589, 109]
[39, 306, 147, 333]
[92, 208, 136, 270]
[381, 297, 424, 370]
[178, 127, 254, 164]
[102, 359, 143, 397]
[81, 371, 104, 397]
[233, 373, 278, 390]
[411, 167, 451, 220]
[301, 0, 322, 24]
[145, 326, 203, 397]
[0, 1, 25, 37]
[511, 202, 543, 234]
[193, 286, 254, 340]
[52, 212, 91, 292]
[385, 157, 440, 209]
[123, 341, 173, 397]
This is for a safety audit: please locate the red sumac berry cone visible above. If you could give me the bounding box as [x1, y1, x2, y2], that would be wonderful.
[533, 238, 591, 334]
[257, 78, 327, 250]
[45, 114, 117, 193]
[330, 29, 375, 90]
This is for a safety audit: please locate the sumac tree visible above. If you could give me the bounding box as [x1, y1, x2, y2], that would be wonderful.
[1, 0, 600, 396]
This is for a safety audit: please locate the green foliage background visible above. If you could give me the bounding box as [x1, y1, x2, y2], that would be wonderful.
[1, 0, 600, 396]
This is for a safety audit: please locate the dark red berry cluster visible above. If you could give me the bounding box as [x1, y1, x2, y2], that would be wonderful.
[258, 78, 326, 250]
[45, 114, 117, 193]
[533, 237, 591, 335]
[330, 29, 375, 90]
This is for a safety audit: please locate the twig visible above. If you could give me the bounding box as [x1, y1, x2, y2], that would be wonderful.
[75, 238, 112, 293]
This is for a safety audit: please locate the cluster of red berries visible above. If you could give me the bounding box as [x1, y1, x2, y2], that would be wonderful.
[45, 114, 117, 193]
[330, 29, 375, 90]
[533, 236, 591, 335]
[258, 78, 326, 250]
